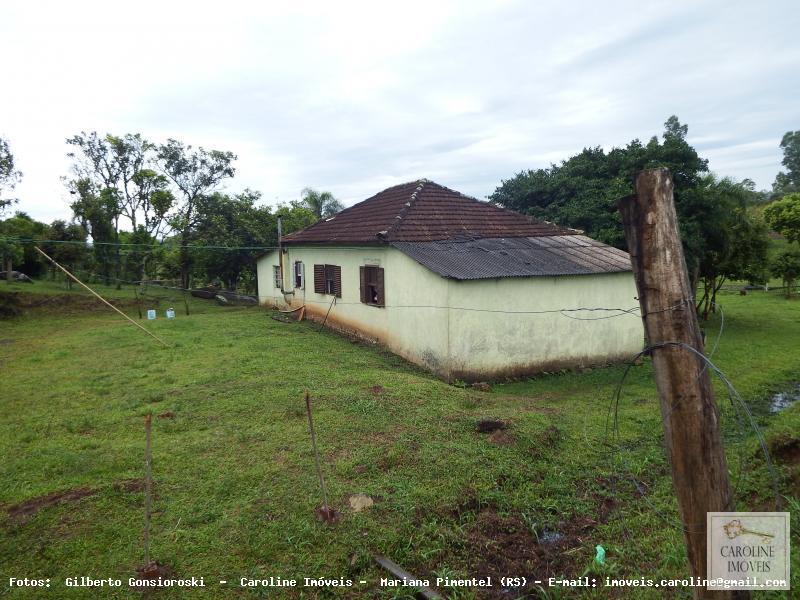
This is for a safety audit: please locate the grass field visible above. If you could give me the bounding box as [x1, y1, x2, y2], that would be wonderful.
[1, 279, 798, 599]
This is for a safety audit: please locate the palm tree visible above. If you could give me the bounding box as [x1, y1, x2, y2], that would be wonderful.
[301, 188, 344, 219]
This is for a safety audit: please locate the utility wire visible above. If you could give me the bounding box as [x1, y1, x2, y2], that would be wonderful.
[0, 236, 278, 251]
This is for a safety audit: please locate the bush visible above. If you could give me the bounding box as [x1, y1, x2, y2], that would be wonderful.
[771, 250, 800, 297]
[0, 291, 22, 318]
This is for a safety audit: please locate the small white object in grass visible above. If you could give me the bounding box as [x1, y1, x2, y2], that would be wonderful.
[147, 309, 156, 320]
[166, 308, 175, 319]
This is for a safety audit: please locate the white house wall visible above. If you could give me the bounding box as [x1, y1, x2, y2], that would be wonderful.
[444, 272, 643, 380]
[256, 246, 451, 373]
[257, 248, 643, 381]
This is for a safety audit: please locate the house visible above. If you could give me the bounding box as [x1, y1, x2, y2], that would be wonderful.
[257, 180, 643, 381]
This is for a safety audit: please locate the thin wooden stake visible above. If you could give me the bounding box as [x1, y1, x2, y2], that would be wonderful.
[183, 289, 190, 316]
[619, 169, 743, 599]
[133, 286, 143, 320]
[374, 556, 444, 599]
[305, 391, 331, 515]
[144, 413, 153, 566]
[34, 246, 168, 347]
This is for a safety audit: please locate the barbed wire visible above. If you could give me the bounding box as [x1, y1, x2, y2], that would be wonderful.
[604, 340, 781, 535]
[0, 236, 278, 251]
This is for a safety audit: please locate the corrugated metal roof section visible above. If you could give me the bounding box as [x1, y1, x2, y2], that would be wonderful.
[281, 180, 574, 244]
[391, 236, 632, 280]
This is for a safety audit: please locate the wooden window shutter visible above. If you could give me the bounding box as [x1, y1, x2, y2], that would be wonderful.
[376, 267, 385, 307]
[313, 264, 325, 294]
[333, 265, 342, 298]
[359, 266, 367, 304]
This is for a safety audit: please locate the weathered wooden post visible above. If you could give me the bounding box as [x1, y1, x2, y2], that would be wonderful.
[143, 412, 153, 566]
[619, 169, 745, 599]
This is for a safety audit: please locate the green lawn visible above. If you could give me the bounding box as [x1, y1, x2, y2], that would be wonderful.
[1, 283, 798, 599]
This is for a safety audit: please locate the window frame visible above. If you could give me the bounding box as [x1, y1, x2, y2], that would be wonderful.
[360, 265, 385, 307]
[273, 265, 281, 289]
[294, 261, 304, 289]
[313, 264, 341, 298]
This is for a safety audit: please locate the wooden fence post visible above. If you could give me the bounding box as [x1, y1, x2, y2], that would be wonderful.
[619, 169, 745, 599]
[144, 413, 153, 567]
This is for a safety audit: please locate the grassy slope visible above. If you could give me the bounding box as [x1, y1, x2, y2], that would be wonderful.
[0, 283, 798, 599]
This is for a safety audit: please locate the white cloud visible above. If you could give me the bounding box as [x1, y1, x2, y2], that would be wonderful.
[1, 0, 798, 224]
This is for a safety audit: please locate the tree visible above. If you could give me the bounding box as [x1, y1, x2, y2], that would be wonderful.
[773, 130, 800, 196]
[671, 175, 769, 317]
[105, 134, 155, 231]
[300, 188, 344, 219]
[490, 116, 710, 270]
[156, 139, 236, 288]
[0, 223, 23, 282]
[66, 132, 125, 286]
[771, 251, 800, 298]
[43, 220, 89, 287]
[0, 212, 47, 281]
[192, 190, 271, 290]
[763, 193, 800, 244]
[69, 179, 119, 282]
[0, 137, 23, 215]
[131, 168, 174, 237]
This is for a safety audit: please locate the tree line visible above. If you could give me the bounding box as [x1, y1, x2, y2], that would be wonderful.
[0, 132, 343, 292]
[490, 117, 800, 308]
[3, 122, 800, 303]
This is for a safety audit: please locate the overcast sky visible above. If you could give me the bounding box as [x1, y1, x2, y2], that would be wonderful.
[2, 0, 798, 225]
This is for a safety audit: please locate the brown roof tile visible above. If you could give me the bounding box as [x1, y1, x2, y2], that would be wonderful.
[281, 180, 575, 244]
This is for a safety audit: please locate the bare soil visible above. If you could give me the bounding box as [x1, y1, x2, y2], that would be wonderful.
[769, 432, 800, 464]
[5, 487, 96, 521]
[466, 508, 596, 598]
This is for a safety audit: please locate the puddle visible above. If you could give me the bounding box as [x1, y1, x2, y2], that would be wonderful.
[538, 529, 563, 545]
[769, 383, 800, 414]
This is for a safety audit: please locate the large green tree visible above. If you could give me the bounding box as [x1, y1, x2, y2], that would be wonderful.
[489, 117, 774, 301]
[771, 251, 800, 298]
[764, 193, 800, 244]
[0, 212, 47, 280]
[0, 137, 22, 215]
[42, 220, 89, 287]
[773, 130, 800, 196]
[682, 176, 769, 317]
[69, 179, 119, 282]
[191, 191, 316, 292]
[490, 116, 709, 251]
[156, 140, 237, 288]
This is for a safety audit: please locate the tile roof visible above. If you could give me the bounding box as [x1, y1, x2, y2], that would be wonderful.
[281, 179, 574, 244]
[391, 236, 632, 280]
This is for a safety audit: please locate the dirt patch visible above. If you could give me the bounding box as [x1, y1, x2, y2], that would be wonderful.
[466, 509, 595, 598]
[476, 418, 508, 433]
[2, 291, 139, 315]
[314, 505, 340, 523]
[6, 487, 96, 520]
[133, 561, 176, 590]
[769, 433, 800, 464]
[488, 430, 517, 446]
[113, 479, 146, 493]
[528, 425, 562, 458]
[157, 411, 176, 419]
[368, 385, 385, 395]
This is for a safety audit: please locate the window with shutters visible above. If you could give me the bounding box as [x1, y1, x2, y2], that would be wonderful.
[294, 261, 304, 289]
[273, 265, 281, 289]
[313, 264, 341, 297]
[360, 265, 385, 307]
